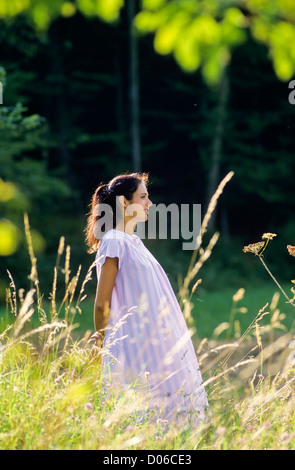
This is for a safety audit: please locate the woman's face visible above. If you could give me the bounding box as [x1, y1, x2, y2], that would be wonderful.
[126, 181, 153, 222]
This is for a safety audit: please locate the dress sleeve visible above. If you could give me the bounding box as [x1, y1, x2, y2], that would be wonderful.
[95, 236, 123, 273]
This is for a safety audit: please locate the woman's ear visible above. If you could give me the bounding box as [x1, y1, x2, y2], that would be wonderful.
[118, 195, 126, 207]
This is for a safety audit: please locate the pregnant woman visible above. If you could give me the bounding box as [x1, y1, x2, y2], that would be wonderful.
[86, 172, 209, 425]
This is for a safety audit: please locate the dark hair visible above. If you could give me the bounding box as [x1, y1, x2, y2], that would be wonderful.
[85, 172, 149, 253]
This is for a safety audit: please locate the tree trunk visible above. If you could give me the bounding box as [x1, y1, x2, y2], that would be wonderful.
[127, 0, 141, 172]
[205, 67, 229, 231]
[50, 26, 84, 216]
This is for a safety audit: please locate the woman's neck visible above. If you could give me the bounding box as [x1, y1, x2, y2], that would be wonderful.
[115, 219, 136, 236]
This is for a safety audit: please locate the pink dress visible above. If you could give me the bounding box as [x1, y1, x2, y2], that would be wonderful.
[96, 229, 209, 424]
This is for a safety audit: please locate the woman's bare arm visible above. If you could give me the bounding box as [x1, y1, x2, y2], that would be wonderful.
[94, 256, 118, 343]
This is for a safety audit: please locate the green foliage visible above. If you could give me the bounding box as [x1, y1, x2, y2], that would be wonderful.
[248, 0, 295, 80]
[135, 0, 295, 84]
[76, 0, 124, 22]
[1, 0, 295, 85]
[135, 1, 248, 85]
[0, 217, 20, 256]
[0, 98, 72, 241]
[0, 0, 124, 31]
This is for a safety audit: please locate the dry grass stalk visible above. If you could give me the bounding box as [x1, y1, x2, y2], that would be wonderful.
[179, 171, 234, 316]
[6, 270, 17, 317]
[24, 213, 47, 324]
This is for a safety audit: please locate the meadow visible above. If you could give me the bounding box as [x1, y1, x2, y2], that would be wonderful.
[1, 176, 295, 451]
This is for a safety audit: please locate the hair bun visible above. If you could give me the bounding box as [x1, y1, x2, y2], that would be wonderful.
[95, 183, 109, 200]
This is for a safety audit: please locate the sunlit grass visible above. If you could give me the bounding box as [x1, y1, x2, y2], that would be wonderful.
[192, 283, 295, 339]
[1, 285, 294, 450]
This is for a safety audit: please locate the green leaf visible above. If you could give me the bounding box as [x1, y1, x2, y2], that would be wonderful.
[77, 0, 124, 22]
[142, 0, 167, 10]
[154, 11, 190, 55]
[174, 34, 201, 72]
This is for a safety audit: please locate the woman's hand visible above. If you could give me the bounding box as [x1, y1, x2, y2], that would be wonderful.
[92, 330, 105, 349]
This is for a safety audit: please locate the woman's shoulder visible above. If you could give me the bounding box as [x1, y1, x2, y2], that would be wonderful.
[98, 229, 145, 257]
[98, 229, 134, 251]
[95, 230, 126, 267]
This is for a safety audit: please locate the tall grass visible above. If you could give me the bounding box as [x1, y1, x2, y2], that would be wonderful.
[1, 172, 295, 450]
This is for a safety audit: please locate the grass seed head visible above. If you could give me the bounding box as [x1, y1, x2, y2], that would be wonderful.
[287, 245, 295, 257]
[243, 241, 265, 256]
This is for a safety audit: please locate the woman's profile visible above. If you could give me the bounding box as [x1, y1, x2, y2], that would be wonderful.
[86, 172, 209, 424]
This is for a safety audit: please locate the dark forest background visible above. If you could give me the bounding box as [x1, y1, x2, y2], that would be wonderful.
[1, 7, 295, 304]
